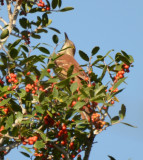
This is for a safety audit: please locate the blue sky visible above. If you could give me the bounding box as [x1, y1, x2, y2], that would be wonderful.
[1, 0, 143, 159]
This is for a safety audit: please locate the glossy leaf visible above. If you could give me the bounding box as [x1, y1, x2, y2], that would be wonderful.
[121, 122, 137, 128]
[99, 65, 107, 81]
[58, 0, 62, 8]
[21, 146, 33, 154]
[70, 82, 78, 93]
[112, 77, 127, 91]
[79, 50, 89, 61]
[108, 155, 116, 160]
[0, 98, 11, 106]
[34, 140, 45, 149]
[1, 29, 9, 39]
[5, 114, 14, 129]
[19, 18, 29, 29]
[38, 47, 50, 54]
[52, 0, 58, 9]
[53, 34, 59, 44]
[111, 116, 120, 124]
[31, 33, 41, 39]
[20, 151, 30, 158]
[119, 104, 126, 120]
[9, 48, 18, 59]
[67, 65, 74, 77]
[49, 27, 61, 34]
[60, 7, 74, 12]
[92, 46, 100, 56]
[21, 45, 29, 52]
[74, 101, 86, 110]
[10, 39, 21, 48]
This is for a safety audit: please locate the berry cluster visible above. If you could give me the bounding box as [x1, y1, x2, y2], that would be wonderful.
[6, 73, 18, 84]
[56, 123, 68, 146]
[22, 32, 30, 45]
[25, 75, 47, 94]
[22, 135, 38, 145]
[37, 0, 50, 11]
[114, 63, 130, 83]
[44, 114, 55, 126]
[91, 112, 106, 130]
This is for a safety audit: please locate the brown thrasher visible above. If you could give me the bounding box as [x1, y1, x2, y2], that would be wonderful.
[54, 33, 90, 120]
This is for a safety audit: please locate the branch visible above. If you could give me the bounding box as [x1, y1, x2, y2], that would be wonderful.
[53, 144, 72, 160]
[0, 0, 22, 49]
[0, 17, 8, 25]
[0, 142, 21, 151]
[0, 25, 4, 31]
[83, 133, 95, 160]
[6, 0, 12, 20]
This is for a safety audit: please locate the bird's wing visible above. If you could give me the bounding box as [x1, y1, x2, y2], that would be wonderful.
[54, 54, 87, 80]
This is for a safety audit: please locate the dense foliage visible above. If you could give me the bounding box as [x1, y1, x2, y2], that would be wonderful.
[0, 0, 134, 160]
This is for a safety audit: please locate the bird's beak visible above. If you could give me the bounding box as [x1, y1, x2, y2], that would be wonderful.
[64, 32, 69, 41]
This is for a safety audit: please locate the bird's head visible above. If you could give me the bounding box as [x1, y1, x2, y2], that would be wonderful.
[60, 33, 76, 57]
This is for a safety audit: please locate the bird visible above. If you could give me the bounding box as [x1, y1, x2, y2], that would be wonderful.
[54, 33, 90, 120]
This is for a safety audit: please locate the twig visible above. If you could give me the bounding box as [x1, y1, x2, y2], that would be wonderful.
[0, 25, 4, 31]
[0, 17, 8, 25]
[6, 0, 12, 20]
[53, 144, 72, 160]
[0, 142, 21, 151]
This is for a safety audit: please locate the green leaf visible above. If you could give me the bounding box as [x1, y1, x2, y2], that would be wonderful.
[48, 27, 61, 34]
[21, 146, 33, 153]
[20, 151, 30, 158]
[0, 98, 11, 106]
[108, 155, 116, 160]
[10, 39, 21, 48]
[58, 0, 62, 8]
[34, 130, 47, 142]
[79, 50, 89, 61]
[53, 87, 58, 98]
[121, 122, 137, 128]
[1, 29, 9, 39]
[67, 65, 74, 77]
[74, 101, 86, 110]
[42, 13, 49, 27]
[60, 7, 74, 12]
[112, 77, 127, 91]
[18, 89, 26, 98]
[36, 29, 48, 33]
[31, 33, 41, 39]
[16, 112, 23, 123]
[57, 79, 70, 88]
[99, 65, 107, 81]
[21, 45, 29, 52]
[121, 50, 130, 59]
[52, 0, 58, 9]
[19, 18, 29, 29]
[70, 82, 78, 94]
[92, 46, 100, 56]
[95, 85, 106, 95]
[35, 105, 44, 114]
[38, 47, 50, 54]
[52, 34, 59, 44]
[5, 114, 14, 129]
[119, 104, 126, 120]
[111, 116, 120, 124]
[9, 48, 18, 59]
[34, 140, 45, 149]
